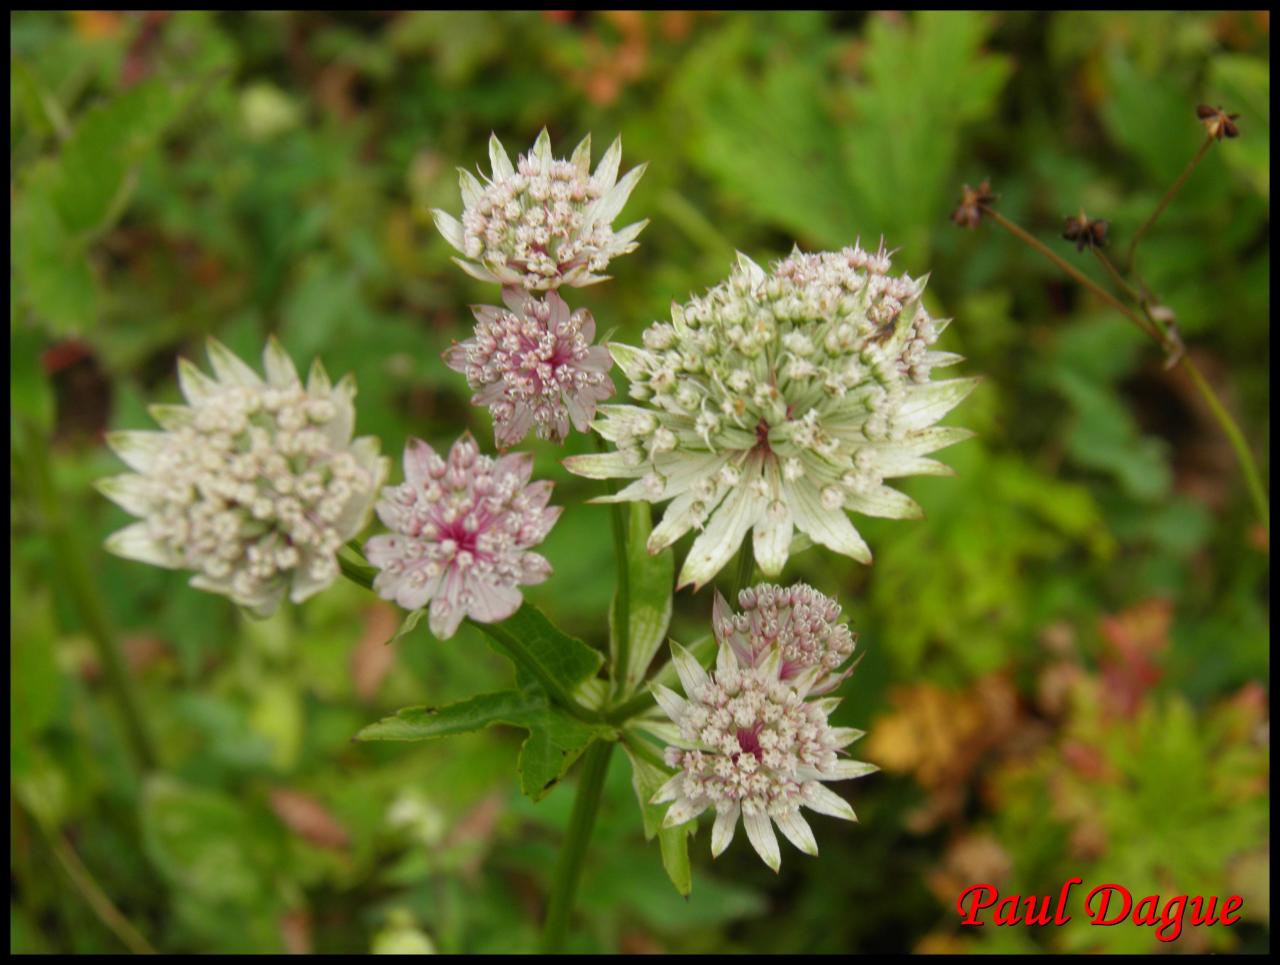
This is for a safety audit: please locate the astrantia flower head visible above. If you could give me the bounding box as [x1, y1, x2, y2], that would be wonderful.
[98, 339, 388, 617]
[432, 128, 647, 290]
[364, 434, 561, 640]
[444, 287, 614, 447]
[651, 640, 875, 871]
[713, 583, 856, 696]
[565, 243, 977, 588]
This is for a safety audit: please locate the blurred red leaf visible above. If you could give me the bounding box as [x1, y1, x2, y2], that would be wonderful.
[269, 789, 351, 851]
[352, 602, 399, 701]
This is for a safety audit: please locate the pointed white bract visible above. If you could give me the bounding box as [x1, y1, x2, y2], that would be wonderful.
[713, 583, 857, 696]
[363, 434, 561, 639]
[564, 243, 976, 588]
[99, 338, 389, 617]
[433, 129, 647, 290]
[444, 288, 614, 447]
[650, 619, 874, 872]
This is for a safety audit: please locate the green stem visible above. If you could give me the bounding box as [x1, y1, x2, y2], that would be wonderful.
[540, 740, 614, 954]
[20, 418, 158, 771]
[658, 188, 736, 261]
[1092, 248, 1146, 307]
[606, 689, 655, 725]
[1125, 135, 1214, 273]
[596, 438, 630, 699]
[38, 812, 158, 954]
[1182, 356, 1270, 531]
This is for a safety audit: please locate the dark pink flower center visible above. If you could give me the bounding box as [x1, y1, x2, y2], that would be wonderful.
[736, 727, 763, 760]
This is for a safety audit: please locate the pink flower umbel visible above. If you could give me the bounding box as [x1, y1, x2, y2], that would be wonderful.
[364, 434, 561, 639]
[650, 641, 876, 872]
[444, 288, 614, 447]
[712, 583, 857, 696]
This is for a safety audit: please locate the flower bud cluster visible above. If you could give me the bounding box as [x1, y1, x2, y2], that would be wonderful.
[713, 582, 857, 695]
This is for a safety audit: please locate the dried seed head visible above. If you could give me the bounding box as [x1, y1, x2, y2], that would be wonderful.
[1062, 211, 1109, 252]
[1196, 104, 1240, 141]
[951, 180, 997, 229]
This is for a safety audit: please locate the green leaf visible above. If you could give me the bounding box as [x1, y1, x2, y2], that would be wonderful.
[1208, 52, 1270, 199]
[50, 78, 182, 236]
[387, 606, 427, 646]
[357, 686, 614, 802]
[10, 57, 66, 141]
[356, 689, 547, 741]
[622, 742, 696, 896]
[517, 710, 611, 802]
[10, 327, 54, 433]
[672, 21, 859, 249]
[609, 502, 675, 695]
[12, 165, 98, 335]
[1100, 49, 1205, 184]
[9, 575, 63, 778]
[673, 11, 1009, 257]
[841, 11, 1012, 256]
[482, 603, 604, 697]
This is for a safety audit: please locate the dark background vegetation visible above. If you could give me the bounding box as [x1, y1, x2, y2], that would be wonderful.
[10, 10, 1269, 954]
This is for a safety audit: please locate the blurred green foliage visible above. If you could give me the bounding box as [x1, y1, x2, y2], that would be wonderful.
[10, 10, 1269, 954]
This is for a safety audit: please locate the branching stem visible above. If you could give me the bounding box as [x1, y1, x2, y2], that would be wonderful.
[980, 204, 1269, 531]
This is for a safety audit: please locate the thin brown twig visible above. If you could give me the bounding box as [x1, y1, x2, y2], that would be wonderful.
[23, 806, 158, 955]
[982, 206, 1162, 343]
[982, 205, 1268, 531]
[1124, 135, 1214, 272]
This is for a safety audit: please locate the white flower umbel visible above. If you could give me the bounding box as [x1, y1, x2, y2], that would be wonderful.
[98, 339, 388, 617]
[363, 434, 561, 640]
[713, 583, 856, 696]
[444, 287, 614, 447]
[564, 244, 977, 588]
[650, 640, 875, 872]
[432, 128, 647, 290]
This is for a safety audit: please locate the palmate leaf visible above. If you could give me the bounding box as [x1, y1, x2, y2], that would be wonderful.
[609, 502, 675, 695]
[672, 11, 1010, 258]
[357, 685, 614, 802]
